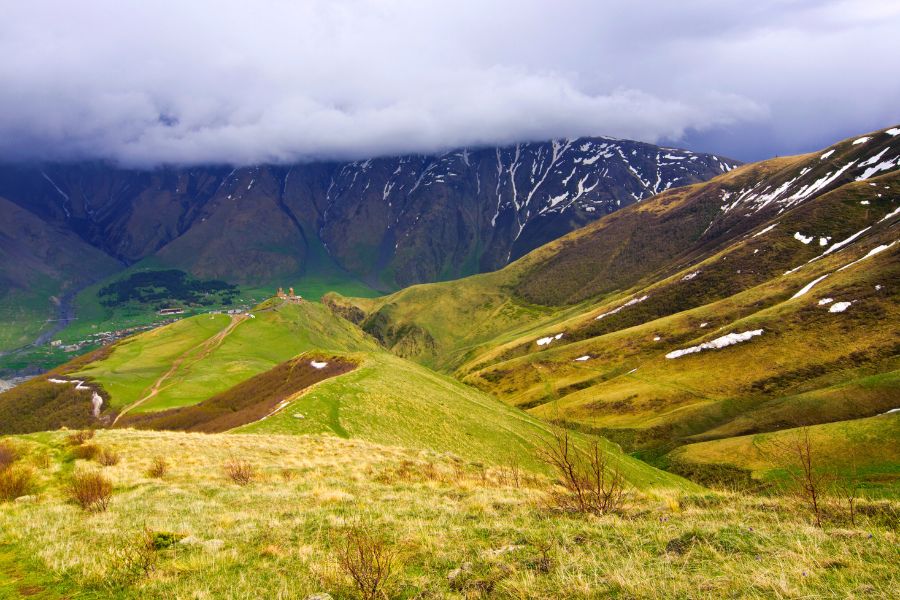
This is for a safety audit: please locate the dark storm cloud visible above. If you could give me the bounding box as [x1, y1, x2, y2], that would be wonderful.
[0, 0, 897, 166]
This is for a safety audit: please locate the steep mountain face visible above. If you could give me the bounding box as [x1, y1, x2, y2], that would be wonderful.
[0, 138, 737, 290]
[0, 196, 120, 350]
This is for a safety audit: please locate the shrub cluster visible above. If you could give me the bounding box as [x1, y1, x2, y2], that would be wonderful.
[0, 440, 34, 501]
[224, 459, 256, 485]
[67, 470, 113, 511]
[337, 523, 402, 600]
[146, 456, 169, 478]
[538, 429, 625, 515]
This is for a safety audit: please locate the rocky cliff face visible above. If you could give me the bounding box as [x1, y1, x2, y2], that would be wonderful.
[0, 137, 738, 290]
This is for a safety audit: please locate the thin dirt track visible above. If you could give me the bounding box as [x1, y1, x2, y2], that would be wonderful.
[112, 314, 247, 424]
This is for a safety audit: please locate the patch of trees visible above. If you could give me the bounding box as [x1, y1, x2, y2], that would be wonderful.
[0, 380, 97, 434]
[98, 269, 238, 308]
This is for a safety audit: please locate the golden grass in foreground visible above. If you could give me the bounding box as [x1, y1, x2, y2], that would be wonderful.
[0, 429, 897, 599]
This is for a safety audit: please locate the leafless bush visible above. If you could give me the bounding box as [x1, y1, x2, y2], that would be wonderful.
[337, 523, 402, 600]
[96, 447, 121, 466]
[831, 462, 862, 526]
[0, 441, 20, 470]
[146, 456, 169, 478]
[67, 470, 113, 511]
[71, 443, 100, 461]
[770, 428, 830, 527]
[538, 429, 625, 515]
[66, 430, 96, 446]
[0, 465, 35, 501]
[224, 458, 256, 485]
[495, 458, 522, 488]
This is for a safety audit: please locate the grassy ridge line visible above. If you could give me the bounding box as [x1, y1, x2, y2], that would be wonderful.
[469, 234, 898, 417]
[74, 301, 378, 412]
[522, 245, 898, 451]
[237, 351, 694, 490]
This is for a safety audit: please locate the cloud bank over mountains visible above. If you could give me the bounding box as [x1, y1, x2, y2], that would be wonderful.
[1, 0, 898, 166]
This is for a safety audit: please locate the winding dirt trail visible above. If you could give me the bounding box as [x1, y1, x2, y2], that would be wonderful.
[112, 314, 247, 424]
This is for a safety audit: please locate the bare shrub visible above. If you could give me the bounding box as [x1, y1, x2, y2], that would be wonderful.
[832, 463, 862, 526]
[279, 468, 296, 482]
[770, 428, 830, 527]
[67, 470, 113, 511]
[224, 458, 256, 485]
[493, 458, 522, 488]
[337, 523, 401, 600]
[71, 443, 100, 461]
[0, 465, 35, 501]
[146, 456, 169, 478]
[0, 441, 20, 470]
[66, 430, 96, 446]
[538, 429, 625, 515]
[96, 447, 121, 466]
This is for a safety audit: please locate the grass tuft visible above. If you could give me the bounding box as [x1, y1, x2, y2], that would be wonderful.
[66, 430, 96, 446]
[96, 447, 121, 466]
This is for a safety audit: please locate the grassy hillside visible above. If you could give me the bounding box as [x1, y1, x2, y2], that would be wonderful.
[668, 415, 900, 497]
[2, 297, 691, 488]
[0, 197, 119, 354]
[0, 429, 897, 599]
[74, 300, 377, 414]
[330, 127, 900, 491]
[237, 351, 685, 485]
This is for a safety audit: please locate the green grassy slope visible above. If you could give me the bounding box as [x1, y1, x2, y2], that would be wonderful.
[5, 296, 691, 489]
[329, 127, 900, 489]
[237, 351, 688, 487]
[74, 300, 377, 413]
[668, 415, 900, 497]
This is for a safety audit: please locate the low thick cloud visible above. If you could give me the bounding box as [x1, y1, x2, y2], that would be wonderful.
[0, 0, 897, 165]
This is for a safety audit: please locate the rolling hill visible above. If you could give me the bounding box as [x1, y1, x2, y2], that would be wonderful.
[1, 126, 897, 494]
[0, 298, 690, 489]
[326, 125, 900, 490]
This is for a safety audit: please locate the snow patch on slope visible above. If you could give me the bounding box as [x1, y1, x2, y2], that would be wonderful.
[666, 330, 764, 359]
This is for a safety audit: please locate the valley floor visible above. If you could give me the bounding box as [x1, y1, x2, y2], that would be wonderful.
[1, 430, 898, 599]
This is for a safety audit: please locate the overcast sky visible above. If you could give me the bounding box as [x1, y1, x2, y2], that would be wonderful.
[1, 0, 898, 166]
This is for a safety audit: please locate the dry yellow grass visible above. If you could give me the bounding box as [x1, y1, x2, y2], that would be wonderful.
[0, 429, 897, 598]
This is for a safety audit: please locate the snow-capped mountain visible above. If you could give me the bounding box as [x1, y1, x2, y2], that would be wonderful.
[0, 137, 737, 290]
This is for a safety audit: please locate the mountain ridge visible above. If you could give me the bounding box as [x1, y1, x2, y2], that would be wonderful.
[0, 136, 738, 291]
